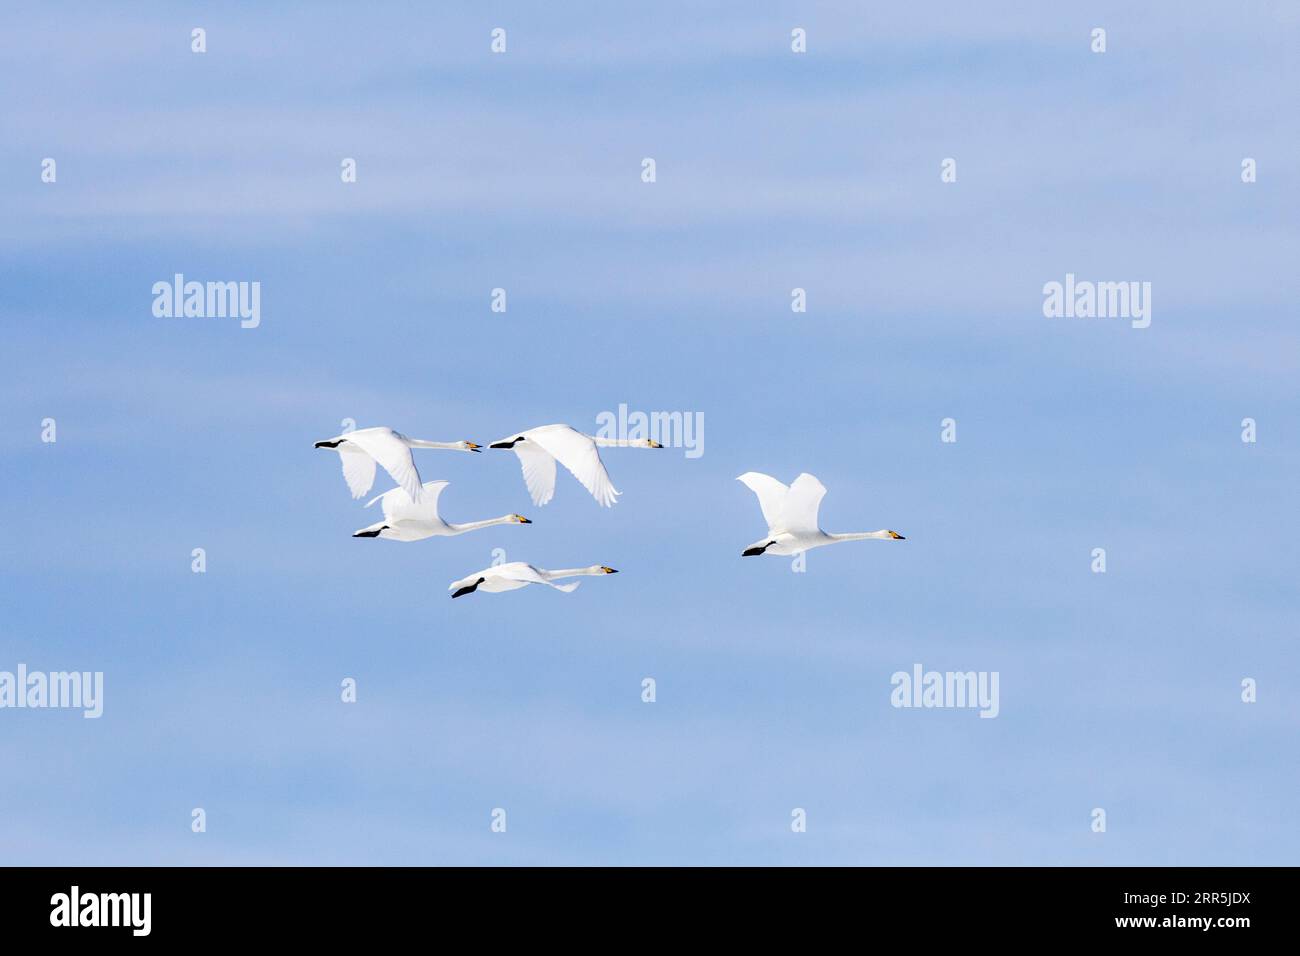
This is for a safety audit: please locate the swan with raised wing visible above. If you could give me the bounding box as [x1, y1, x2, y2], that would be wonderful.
[353, 481, 530, 541]
[737, 471, 904, 557]
[489, 424, 660, 507]
[314, 426, 480, 502]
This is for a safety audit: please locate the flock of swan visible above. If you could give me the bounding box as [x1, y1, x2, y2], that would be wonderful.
[315, 423, 905, 598]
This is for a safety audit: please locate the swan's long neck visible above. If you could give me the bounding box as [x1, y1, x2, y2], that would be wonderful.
[829, 531, 894, 541]
[546, 566, 606, 578]
[407, 439, 459, 449]
[448, 515, 516, 534]
[591, 437, 640, 447]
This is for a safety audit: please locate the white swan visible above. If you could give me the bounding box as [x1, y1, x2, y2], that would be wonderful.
[737, 471, 905, 556]
[489, 424, 661, 507]
[314, 426, 480, 503]
[448, 562, 618, 598]
[352, 481, 530, 541]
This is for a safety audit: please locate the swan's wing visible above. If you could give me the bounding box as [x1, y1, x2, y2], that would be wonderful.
[337, 445, 377, 499]
[511, 441, 558, 507]
[497, 564, 580, 593]
[736, 472, 789, 532]
[526, 426, 619, 508]
[494, 562, 548, 585]
[344, 428, 423, 503]
[779, 473, 827, 535]
[366, 480, 449, 522]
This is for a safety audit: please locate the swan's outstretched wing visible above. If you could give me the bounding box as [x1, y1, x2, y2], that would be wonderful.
[345, 428, 423, 503]
[512, 441, 559, 507]
[496, 562, 579, 593]
[737, 472, 789, 532]
[366, 480, 449, 522]
[780, 473, 827, 535]
[337, 445, 377, 499]
[526, 426, 619, 508]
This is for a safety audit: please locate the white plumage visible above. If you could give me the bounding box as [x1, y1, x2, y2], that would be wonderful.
[314, 426, 480, 502]
[737, 471, 905, 557]
[489, 424, 661, 507]
[447, 562, 618, 598]
[352, 481, 530, 542]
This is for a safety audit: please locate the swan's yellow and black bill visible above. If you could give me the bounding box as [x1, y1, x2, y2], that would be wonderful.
[889, 531, 905, 539]
[600, 566, 618, 574]
[513, 514, 531, 523]
[466, 441, 482, 452]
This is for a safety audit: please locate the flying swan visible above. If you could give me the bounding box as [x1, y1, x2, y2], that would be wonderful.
[448, 562, 618, 598]
[352, 481, 531, 541]
[737, 471, 905, 556]
[489, 424, 661, 508]
[314, 426, 480, 503]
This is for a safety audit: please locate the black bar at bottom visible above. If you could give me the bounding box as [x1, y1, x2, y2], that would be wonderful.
[0, 866, 1283, 942]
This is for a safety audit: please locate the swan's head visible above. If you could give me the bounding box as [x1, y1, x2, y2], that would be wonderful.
[887, 530, 905, 540]
[449, 575, 486, 598]
[598, 565, 618, 574]
[511, 514, 531, 524]
[643, 439, 663, 448]
[490, 436, 525, 449]
[460, 441, 482, 453]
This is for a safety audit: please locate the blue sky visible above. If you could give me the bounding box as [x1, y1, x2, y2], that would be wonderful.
[1, 2, 1297, 864]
